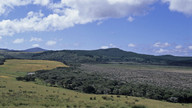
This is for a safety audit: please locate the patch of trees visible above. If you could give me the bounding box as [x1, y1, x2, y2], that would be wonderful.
[17, 67, 192, 103]
[0, 56, 5, 65]
[16, 75, 35, 81]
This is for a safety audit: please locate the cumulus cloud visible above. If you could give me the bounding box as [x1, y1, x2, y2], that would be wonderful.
[62, 0, 156, 18]
[153, 42, 170, 48]
[128, 43, 136, 47]
[162, 0, 192, 15]
[30, 37, 42, 42]
[2, 0, 191, 38]
[0, 0, 157, 37]
[13, 38, 24, 44]
[0, 0, 51, 16]
[32, 44, 40, 47]
[33, 0, 50, 6]
[46, 40, 56, 46]
[0, 9, 93, 36]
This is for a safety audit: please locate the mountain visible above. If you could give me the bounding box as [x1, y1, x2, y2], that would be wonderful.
[23, 47, 47, 52]
[1, 47, 192, 66]
[31, 48, 192, 66]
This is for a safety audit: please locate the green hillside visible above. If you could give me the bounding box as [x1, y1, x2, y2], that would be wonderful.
[31, 48, 192, 66]
[1, 48, 192, 67]
[0, 59, 192, 108]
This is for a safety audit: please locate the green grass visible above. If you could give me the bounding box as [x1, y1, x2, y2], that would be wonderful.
[0, 59, 192, 108]
[0, 59, 68, 77]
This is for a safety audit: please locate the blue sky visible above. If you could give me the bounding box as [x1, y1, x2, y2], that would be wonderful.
[0, 0, 192, 56]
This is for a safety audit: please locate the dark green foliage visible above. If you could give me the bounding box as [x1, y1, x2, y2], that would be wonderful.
[0, 55, 5, 65]
[19, 67, 192, 103]
[16, 75, 35, 82]
[83, 86, 96, 93]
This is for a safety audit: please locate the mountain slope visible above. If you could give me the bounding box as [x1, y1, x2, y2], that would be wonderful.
[31, 48, 192, 66]
[1, 47, 192, 66]
[22, 47, 47, 52]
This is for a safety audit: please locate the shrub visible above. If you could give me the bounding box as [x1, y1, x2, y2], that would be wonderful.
[83, 86, 96, 94]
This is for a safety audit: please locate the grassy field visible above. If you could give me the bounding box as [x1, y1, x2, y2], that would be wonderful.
[0, 59, 68, 77]
[0, 60, 192, 108]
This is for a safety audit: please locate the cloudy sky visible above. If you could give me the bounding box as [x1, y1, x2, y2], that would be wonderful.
[0, 0, 192, 56]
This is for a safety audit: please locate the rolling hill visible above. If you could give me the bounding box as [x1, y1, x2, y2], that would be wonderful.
[0, 47, 192, 66]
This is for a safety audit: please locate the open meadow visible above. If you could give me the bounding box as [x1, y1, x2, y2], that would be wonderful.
[0, 59, 192, 108]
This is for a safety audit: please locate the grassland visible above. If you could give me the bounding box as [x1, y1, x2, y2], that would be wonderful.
[0, 60, 192, 108]
[0, 59, 67, 77]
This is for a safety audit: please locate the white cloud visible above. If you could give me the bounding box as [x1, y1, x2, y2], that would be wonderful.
[128, 43, 136, 47]
[0, 0, 158, 37]
[0, 36, 2, 40]
[13, 38, 24, 44]
[46, 40, 56, 46]
[0, 9, 93, 37]
[30, 37, 42, 42]
[175, 45, 182, 49]
[188, 46, 192, 50]
[127, 16, 134, 22]
[62, 0, 156, 18]
[153, 42, 170, 48]
[162, 0, 192, 15]
[155, 48, 168, 53]
[0, 0, 192, 38]
[101, 46, 109, 49]
[33, 0, 50, 6]
[32, 44, 40, 47]
[0, 0, 51, 16]
[0, 0, 31, 16]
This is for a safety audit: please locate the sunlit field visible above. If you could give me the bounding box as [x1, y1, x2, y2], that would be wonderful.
[0, 59, 191, 108]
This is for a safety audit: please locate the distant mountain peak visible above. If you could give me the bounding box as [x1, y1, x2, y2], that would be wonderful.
[23, 47, 47, 52]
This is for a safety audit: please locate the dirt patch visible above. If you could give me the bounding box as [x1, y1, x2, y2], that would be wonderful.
[0, 76, 10, 79]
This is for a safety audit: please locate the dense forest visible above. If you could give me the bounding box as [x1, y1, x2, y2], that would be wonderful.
[17, 67, 192, 103]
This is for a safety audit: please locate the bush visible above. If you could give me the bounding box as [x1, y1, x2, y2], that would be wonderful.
[83, 86, 96, 94]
